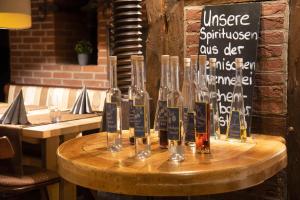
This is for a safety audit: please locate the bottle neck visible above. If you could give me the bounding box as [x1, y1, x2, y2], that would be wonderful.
[171, 61, 180, 91]
[235, 67, 243, 85]
[209, 64, 216, 86]
[131, 59, 137, 87]
[161, 61, 168, 87]
[198, 62, 207, 86]
[136, 59, 145, 90]
[183, 65, 191, 82]
[110, 59, 118, 88]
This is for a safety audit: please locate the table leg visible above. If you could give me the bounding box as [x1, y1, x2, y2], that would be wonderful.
[59, 132, 81, 200]
[44, 137, 60, 200]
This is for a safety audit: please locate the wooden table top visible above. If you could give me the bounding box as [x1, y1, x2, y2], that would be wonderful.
[57, 132, 287, 196]
[0, 103, 102, 139]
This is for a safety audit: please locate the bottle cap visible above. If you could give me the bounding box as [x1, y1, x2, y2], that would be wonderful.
[131, 55, 138, 61]
[110, 56, 117, 65]
[170, 56, 179, 63]
[235, 58, 243, 69]
[209, 58, 216, 63]
[184, 58, 191, 67]
[136, 55, 144, 61]
[190, 55, 198, 62]
[199, 55, 207, 65]
[162, 55, 170, 64]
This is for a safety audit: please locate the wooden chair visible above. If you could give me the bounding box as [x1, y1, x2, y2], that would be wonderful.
[0, 127, 60, 199]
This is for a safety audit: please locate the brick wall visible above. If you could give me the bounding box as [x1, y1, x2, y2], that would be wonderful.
[184, 1, 288, 199]
[9, 0, 109, 89]
[184, 0, 288, 136]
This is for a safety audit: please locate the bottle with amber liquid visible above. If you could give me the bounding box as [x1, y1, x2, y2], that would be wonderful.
[105, 56, 122, 152]
[209, 58, 221, 140]
[195, 55, 210, 153]
[154, 55, 170, 148]
[167, 56, 185, 162]
[226, 58, 247, 142]
[182, 58, 195, 147]
[128, 55, 138, 145]
[134, 55, 151, 159]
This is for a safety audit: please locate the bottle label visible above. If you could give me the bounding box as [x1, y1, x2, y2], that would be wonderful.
[134, 105, 145, 137]
[167, 107, 180, 140]
[129, 100, 135, 127]
[105, 103, 117, 132]
[158, 100, 168, 130]
[228, 111, 241, 139]
[183, 107, 188, 133]
[186, 112, 195, 142]
[195, 102, 207, 133]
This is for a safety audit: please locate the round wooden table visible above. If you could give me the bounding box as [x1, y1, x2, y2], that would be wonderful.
[57, 132, 287, 196]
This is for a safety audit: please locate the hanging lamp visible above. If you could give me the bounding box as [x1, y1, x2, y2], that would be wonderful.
[0, 0, 31, 29]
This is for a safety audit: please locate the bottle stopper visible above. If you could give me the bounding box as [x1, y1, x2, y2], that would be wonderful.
[235, 58, 243, 69]
[110, 56, 117, 65]
[199, 55, 207, 65]
[162, 55, 170, 64]
[184, 58, 191, 67]
[170, 56, 179, 63]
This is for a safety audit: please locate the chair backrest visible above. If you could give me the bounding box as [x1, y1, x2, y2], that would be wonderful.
[0, 136, 15, 159]
[0, 126, 23, 177]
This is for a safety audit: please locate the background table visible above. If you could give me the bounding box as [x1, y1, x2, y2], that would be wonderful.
[57, 132, 287, 196]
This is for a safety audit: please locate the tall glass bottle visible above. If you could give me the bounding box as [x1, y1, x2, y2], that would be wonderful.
[190, 55, 199, 103]
[128, 55, 138, 145]
[209, 58, 221, 140]
[167, 56, 184, 162]
[154, 55, 170, 148]
[226, 58, 247, 142]
[105, 56, 122, 152]
[195, 55, 210, 153]
[182, 58, 195, 147]
[134, 55, 151, 159]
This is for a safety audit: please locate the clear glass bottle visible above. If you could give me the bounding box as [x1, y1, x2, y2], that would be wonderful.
[134, 55, 151, 159]
[190, 55, 199, 103]
[182, 58, 195, 147]
[195, 55, 210, 153]
[226, 58, 247, 142]
[167, 56, 184, 162]
[209, 58, 221, 140]
[128, 55, 138, 145]
[105, 56, 122, 152]
[154, 55, 170, 149]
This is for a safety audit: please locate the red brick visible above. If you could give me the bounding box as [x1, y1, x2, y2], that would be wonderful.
[23, 78, 42, 85]
[11, 77, 23, 84]
[23, 51, 41, 57]
[257, 59, 284, 72]
[186, 21, 200, 33]
[32, 57, 46, 63]
[19, 57, 32, 63]
[186, 9, 202, 21]
[42, 65, 62, 71]
[32, 44, 46, 50]
[42, 79, 62, 86]
[186, 46, 199, 56]
[19, 71, 32, 77]
[41, 23, 54, 29]
[10, 37, 22, 43]
[24, 64, 42, 70]
[63, 80, 82, 87]
[19, 44, 31, 49]
[255, 73, 285, 86]
[82, 66, 105, 72]
[11, 70, 19, 77]
[41, 37, 55, 43]
[73, 73, 93, 79]
[62, 65, 81, 71]
[11, 51, 22, 56]
[53, 72, 72, 79]
[32, 30, 45, 36]
[83, 80, 101, 88]
[259, 46, 283, 58]
[262, 3, 286, 16]
[261, 17, 284, 31]
[186, 34, 200, 46]
[260, 32, 284, 45]
[95, 74, 108, 80]
[254, 86, 284, 99]
[252, 98, 285, 115]
[23, 37, 40, 43]
[41, 51, 55, 56]
[33, 71, 52, 78]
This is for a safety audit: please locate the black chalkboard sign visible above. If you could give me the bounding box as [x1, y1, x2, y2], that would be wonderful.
[199, 3, 261, 135]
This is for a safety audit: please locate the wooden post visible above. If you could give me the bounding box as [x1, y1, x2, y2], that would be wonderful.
[145, 0, 184, 125]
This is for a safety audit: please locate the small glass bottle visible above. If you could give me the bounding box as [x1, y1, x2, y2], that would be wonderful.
[195, 55, 210, 153]
[105, 56, 122, 152]
[128, 55, 138, 145]
[226, 58, 248, 142]
[154, 55, 170, 149]
[134, 55, 151, 159]
[167, 56, 185, 162]
[209, 58, 221, 140]
[182, 58, 195, 147]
